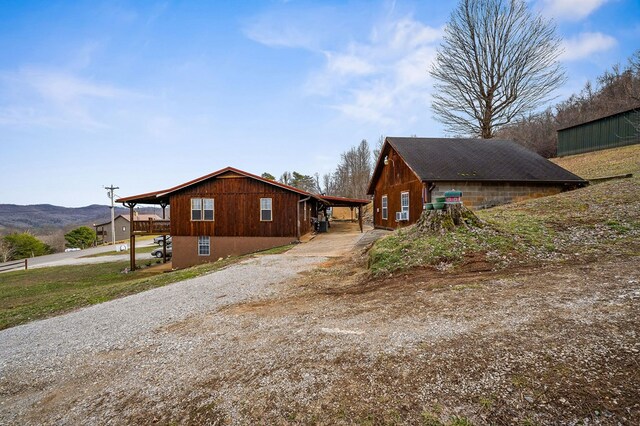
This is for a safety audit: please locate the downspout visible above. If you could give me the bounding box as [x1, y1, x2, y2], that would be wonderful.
[297, 196, 311, 240]
[427, 182, 436, 203]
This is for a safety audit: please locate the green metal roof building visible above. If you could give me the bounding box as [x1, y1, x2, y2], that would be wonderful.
[557, 107, 640, 157]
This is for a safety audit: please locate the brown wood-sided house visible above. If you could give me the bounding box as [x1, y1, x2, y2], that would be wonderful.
[117, 167, 368, 269]
[368, 137, 587, 230]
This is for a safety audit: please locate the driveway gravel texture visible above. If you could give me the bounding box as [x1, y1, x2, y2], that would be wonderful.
[0, 254, 325, 424]
[1, 233, 639, 424]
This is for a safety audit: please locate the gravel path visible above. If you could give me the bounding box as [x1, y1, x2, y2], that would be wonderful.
[0, 254, 325, 423]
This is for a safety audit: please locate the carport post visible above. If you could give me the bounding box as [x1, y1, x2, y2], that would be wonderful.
[161, 202, 167, 263]
[125, 202, 137, 271]
[358, 205, 363, 233]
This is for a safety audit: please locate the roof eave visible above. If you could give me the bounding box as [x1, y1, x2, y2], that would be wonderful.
[420, 178, 588, 185]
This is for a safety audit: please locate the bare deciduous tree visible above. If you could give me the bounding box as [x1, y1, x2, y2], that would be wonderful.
[497, 108, 557, 157]
[324, 140, 373, 199]
[372, 135, 385, 163]
[430, 0, 565, 138]
[279, 171, 292, 186]
[0, 237, 16, 262]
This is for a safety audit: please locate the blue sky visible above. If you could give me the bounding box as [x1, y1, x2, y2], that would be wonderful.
[1, 0, 638, 207]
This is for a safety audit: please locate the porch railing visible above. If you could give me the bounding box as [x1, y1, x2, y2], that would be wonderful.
[132, 219, 170, 235]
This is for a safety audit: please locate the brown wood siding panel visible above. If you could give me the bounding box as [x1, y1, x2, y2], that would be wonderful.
[372, 146, 424, 228]
[299, 200, 312, 235]
[169, 176, 299, 237]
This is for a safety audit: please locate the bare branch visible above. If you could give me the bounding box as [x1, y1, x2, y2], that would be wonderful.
[430, 0, 566, 138]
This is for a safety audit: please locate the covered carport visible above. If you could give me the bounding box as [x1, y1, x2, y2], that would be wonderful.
[318, 195, 370, 233]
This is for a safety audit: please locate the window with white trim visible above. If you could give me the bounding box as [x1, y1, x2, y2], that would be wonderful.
[198, 236, 210, 256]
[203, 198, 214, 220]
[191, 199, 202, 220]
[381, 195, 388, 220]
[401, 191, 409, 220]
[191, 198, 214, 221]
[260, 198, 272, 221]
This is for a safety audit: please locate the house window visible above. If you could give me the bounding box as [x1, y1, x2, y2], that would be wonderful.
[260, 198, 273, 221]
[381, 195, 388, 220]
[191, 198, 214, 221]
[203, 199, 214, 220]
[198, 236, 210, 256]
[191, 199, 202, 220]
[401, 191, 409, 220]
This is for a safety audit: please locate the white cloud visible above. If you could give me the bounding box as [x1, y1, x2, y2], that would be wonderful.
[538, 0, 609, 21]
[560, 32, 617, 61]
[311, 18, 442, 125]
[324, 52, 375, 76]
[23, 69, 132, 102]
[244, 6, 442, 125]
[0, 68, 138, 129]
[243, 6, 337, 50]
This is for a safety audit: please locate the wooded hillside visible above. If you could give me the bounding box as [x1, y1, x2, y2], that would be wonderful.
[497, 50, 640, 157]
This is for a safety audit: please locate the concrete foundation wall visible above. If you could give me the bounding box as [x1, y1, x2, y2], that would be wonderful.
[433, 181, 564, 210]
[172, 236, 296, 269]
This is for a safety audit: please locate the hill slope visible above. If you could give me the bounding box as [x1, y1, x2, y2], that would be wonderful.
[370, 176, 639, 274]
[0, 204, 162, 232]
[550, 143, 640, 179]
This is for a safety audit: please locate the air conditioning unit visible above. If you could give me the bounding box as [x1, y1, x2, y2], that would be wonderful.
[396, 211, 409, 221]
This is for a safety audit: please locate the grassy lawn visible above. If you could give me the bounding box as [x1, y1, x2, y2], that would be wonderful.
[254, 244, 295, 255]
[0, 257, 241, 330]
[80, 245, 158, 258]
[550, 144, 640, 179]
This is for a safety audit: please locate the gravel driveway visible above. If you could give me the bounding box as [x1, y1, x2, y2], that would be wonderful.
[0, 253, 326, 424]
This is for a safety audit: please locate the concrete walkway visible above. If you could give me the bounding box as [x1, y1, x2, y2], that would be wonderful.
[287, 221, 388, 257]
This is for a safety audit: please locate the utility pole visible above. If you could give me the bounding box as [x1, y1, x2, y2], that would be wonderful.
[105, 185, 119, 246]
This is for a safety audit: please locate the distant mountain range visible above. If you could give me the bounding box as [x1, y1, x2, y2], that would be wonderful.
[0, 204, 163, 232]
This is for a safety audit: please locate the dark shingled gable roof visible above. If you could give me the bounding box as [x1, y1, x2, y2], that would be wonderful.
[367, 137, 586, 194]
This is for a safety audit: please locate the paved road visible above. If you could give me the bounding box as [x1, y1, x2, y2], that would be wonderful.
[0, 239, 157, 272]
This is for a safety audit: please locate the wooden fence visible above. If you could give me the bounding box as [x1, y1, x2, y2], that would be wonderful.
[0, 259, 28, 272]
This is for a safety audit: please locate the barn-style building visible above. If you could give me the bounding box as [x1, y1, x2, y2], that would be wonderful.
[368, 137, 587, 230]
[557, 107, 640, 156]
[117, 167, 368, 269]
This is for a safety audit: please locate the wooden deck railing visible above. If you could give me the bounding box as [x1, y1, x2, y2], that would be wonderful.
[132, 219, 170, 235]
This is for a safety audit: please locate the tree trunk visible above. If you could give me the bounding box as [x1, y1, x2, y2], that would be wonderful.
[415, 204, 483, 234]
